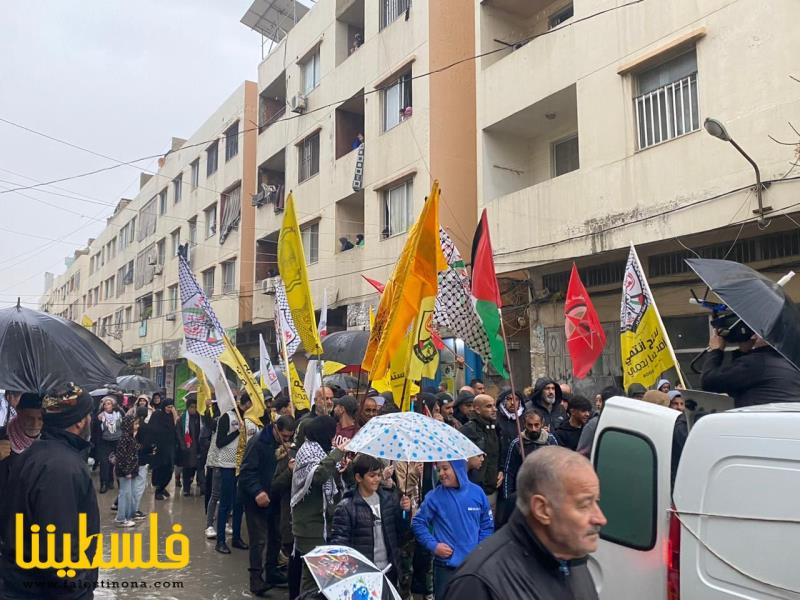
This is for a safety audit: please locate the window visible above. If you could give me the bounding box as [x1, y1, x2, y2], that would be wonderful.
[298, 132, 320, 182]
[206, 141, 219, 176]
[154, 291, 163, 317]
[159, 188, 168, 215]
[189, 217, 198, 245]
[124, 306, 132, 330]
[190, 159, 200, 189]
[171, 229, 181, 257]
[168, 284, 178, 313]
[301, 223, 319, 264]
[173, 175, 182, 203]
[219, 185, 242, 244]
[225, 121, 239, 161]
[205, 205, 217, 238]
[301, 47, 321, 95]
[552, 135, 580, 177]
[138, 197, 158, 241]
[595, 429, 657, 550]
[383, 71, 412, 131]
[635, 50, 699, 150]
[156, 238, 166, 266]
[135, 294, 153, 321]
[549, 4, 574, 28]
[134, 244, 156, 289]
[382, 179, 413, 238]
[380, 0, 410, 29]
[222, 260, 237, 294]
[202, 268, 215, 297]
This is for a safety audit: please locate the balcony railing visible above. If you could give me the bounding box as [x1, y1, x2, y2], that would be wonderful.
[635, 72, 699, 150]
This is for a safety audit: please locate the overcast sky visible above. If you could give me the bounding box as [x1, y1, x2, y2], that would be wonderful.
[0, 1, 265, 308]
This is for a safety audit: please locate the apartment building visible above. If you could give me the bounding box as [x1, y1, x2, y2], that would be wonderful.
[40, 82, 259, 397]
[241, 0, 481, 377]
[477, 0, 800, 392]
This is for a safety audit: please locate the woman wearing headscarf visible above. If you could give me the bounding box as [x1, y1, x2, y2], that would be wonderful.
[140, 396, 178, 500]
[114, 415, 141, 527]
[290, 415, 344, 595]
[97, 396, 124, 493]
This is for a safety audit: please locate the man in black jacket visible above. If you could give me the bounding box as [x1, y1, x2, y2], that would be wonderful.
[330, 455, 410, 584]
[701, 329, 800, 407]
[460, 394, 502, 510]
[238, 415, 295, 596]
[0, 385, 100, 600]
[445, 447, 606, 600]
[526, 377, 567, 430]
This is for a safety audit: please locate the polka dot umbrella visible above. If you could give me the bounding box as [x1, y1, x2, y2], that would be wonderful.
[347, 412, 482, 462]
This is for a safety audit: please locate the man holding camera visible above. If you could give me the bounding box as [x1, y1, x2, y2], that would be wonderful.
[701, 317, 800, 407]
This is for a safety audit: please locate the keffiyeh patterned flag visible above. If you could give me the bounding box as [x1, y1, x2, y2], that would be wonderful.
[178, 252, 225, 360]
[434, 227, 493, 367]
[275, 278, 301, 357]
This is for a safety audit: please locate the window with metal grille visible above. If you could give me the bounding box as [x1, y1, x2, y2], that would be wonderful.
[542, 261, 626, 294]
[381, 0, 410, 30]
[635, 50, 699, 150]
[137, 197, 157, 241]
[552, 134, 580, 177]
[219, 184, 241, 244]
[206, 141, 219, 176]
[205, 204, 217, 238]
[225, 121, 239, 161]
[549, 4, 574, 29]
[202, 268, 215, 297]
[168, 285, 178, 312]
[298, 132, 320, 182]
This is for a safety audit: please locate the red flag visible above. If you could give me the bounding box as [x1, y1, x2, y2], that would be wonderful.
[564, 263, 606, 379]
[362, 275, 385, 294]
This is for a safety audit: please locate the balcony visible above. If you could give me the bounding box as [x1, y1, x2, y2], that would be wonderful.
[483, 84, 578, 202]
[259, 72, 287, 134]
[335, 0, 365, 67]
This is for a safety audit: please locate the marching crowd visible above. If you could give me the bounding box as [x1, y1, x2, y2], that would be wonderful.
[0, 373, 691, 600]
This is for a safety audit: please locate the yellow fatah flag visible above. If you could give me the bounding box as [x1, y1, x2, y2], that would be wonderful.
[277, 193, 324, 355]
[620, 244, 678, 389]
[219, 336, 267, 427]
[407, 296, 440, 381]
[372, 328, 418, 411]
[362, 181, 447, 380]
[81, 315, 93, 329]
[186, 359, 211, 415]
[322, 361, 347, 376]
[288, 362, 311, 411]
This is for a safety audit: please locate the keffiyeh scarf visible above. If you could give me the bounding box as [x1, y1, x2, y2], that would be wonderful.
[290, 441, 338, 540]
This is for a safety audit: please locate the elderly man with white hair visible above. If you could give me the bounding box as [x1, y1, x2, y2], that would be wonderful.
[444, 447, 606, 600]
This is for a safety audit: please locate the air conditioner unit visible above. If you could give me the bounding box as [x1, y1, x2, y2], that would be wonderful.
[147, 256, 157, 266]
[290, 94, 306, 114]
[153, 264, 163, 275]
[165, 313, 176, 321]
[261, 278, 276, 295]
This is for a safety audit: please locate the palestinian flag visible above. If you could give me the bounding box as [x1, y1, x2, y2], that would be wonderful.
[470, 209, 508, 377]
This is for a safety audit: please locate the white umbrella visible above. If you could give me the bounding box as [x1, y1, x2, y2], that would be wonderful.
[347, 412, 482, 462]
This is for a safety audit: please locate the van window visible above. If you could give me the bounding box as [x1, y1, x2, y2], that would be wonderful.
[594, 428, 657, 550]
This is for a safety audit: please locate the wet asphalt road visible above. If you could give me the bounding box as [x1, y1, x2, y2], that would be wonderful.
[92, 472, 289, 600]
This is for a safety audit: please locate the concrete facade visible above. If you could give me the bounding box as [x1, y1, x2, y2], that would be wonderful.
[477, 0, 800, 393]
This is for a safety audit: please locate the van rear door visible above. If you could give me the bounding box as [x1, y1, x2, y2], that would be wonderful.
[674, 404, 800, 599]
[588, 397, 678, 600]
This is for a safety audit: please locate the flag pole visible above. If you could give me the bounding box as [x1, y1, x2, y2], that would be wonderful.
[498, 308, 526, 461]
[275, 304, 295, 418]
[631, 244, 687, 389]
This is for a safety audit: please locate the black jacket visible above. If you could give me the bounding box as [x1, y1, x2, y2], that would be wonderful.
[445, 510, 599, 600]
[176, 412, 201, 468]
[460, 415, 501, 496]
[329, 487, 406, 581]
[526, 377, 567, 429]
[0, 428, 100, 599]
[701, 346, 800, 408]
[554, 420, 583, 451]
[237, 425, 280, 507]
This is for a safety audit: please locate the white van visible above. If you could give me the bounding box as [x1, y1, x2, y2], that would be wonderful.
[588, 397, 800, 599]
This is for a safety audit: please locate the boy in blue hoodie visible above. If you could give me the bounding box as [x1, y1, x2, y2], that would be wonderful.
[411, 459, 494, 598]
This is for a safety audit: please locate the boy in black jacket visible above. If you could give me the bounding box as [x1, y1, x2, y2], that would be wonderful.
[330, 455, 411, 584]
[238, 415, 295, 597]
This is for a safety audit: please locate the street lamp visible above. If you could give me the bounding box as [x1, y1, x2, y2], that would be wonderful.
[704, 117, 770, 224]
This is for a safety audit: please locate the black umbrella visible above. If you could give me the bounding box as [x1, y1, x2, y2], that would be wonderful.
[686, 258, 800, 370]
[116, 374, 159, 392]
[321, 330, 369, 368]
[0, 304, 126, 394]
[323, 372, 361, 390]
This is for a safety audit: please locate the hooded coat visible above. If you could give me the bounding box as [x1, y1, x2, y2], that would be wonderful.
[460, 415, 501, 496]
[114, 415, 140, 478]
[411, 460, 494, 569]
[496, 390, 524, 462]
[525, 378, 567, 430]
